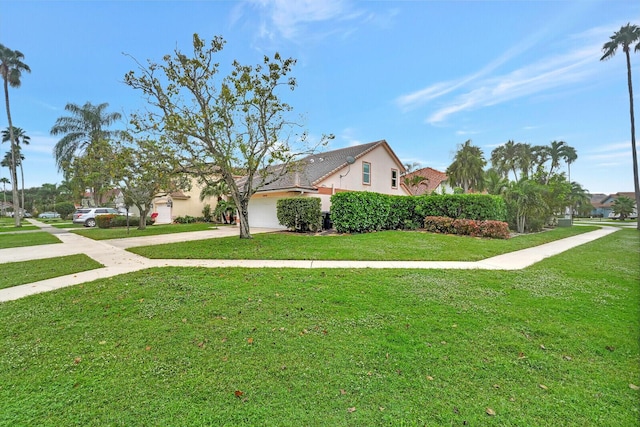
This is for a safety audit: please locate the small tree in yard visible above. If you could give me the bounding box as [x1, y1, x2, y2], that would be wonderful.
[611, 196, 636, 220]
[111, 136, 187, 230]
[124, 34, 330, 239]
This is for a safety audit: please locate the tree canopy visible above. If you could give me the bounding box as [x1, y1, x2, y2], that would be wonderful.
[124, 34, 331, 238]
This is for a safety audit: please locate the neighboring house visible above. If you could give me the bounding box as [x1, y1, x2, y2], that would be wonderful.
[402, 167, 451, 195]
[82, 188, 141, 216]
[591, 192, 637, 218]
[245, 140, 411, 229]
[152, 177, 220, 224]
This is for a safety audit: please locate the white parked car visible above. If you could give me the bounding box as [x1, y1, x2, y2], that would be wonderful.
[72, 207, 120, 227]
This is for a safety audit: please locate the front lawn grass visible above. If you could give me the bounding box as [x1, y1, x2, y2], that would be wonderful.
[0, 231, 61, 249]
[72, 222, 224, 240]
[0, 225, 39, 232]
[0, 255, 103, 290]
[129, 226, 598, 261]
[0, 229, 637, 426]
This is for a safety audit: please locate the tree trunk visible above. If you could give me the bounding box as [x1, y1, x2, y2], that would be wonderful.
[3, 78, 20, 227]
[20, 161, 24, 217]
[137, 204, 149, 230]
[625, 50, 640, 230]
[238, 199, 251, 239]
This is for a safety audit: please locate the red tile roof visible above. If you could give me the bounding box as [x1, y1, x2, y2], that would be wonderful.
[403, 167, 448, 195]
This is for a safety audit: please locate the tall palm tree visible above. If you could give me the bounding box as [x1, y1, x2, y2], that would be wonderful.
[601, 23, 640, 230]
[446, 140, 486, 193]
[0, 44, 30, 226]
[490, 140, 519, 181]
[50, 101, 122, 171]
[2, 127, 30, 215]
[546, 140, 567, 178]
[0, 176, 8, 216]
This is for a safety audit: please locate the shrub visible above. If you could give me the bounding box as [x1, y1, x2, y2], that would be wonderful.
[423, 216, 510, 239]
[276, 198, 322, 232]
[423, 216, 454, 234]
[478, 220, 510, 239]
[452, 218, 480, 236]
[330, 191, 391, 233]
[416, 194, 506, 221]
[174, 215, 198, 224]
[55, 202, 75, 220]
[96, 214, 117, 228]
[97, 214, 154, 228]
[202, 204, 212, 222]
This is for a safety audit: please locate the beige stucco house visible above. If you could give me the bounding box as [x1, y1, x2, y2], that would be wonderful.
[152, 177, 220, 224]
[246, 140, 411, 229]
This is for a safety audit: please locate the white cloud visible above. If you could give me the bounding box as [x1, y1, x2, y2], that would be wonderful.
[397, 23, 621, 125]
[247, 0, 358, 41]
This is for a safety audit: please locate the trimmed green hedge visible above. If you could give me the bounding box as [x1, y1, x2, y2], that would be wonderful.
[97, 214, 154, 228]
[415, 194, 506, 221]
[330, 191, 507, 234]
[330, 192, 391, 233]
[277, 198, 322, 232]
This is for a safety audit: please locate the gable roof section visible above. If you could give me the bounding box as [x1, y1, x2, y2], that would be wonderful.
[403, 167, 448, 195]
[253, 140, 404, 192]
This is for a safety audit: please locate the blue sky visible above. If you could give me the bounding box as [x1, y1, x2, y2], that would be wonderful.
[1, 0, 638, 194]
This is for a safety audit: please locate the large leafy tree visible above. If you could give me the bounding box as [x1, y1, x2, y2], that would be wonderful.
[109, 136, 186, 230]
[124, 34, 330, 238]
[601, 23, 640, 230]
[50, 101, 122, 172]
[2, 127, 30, 215]
[65, 138, 115, 206]
[446, 140, 486, 193]
[0, 44, 30, 226]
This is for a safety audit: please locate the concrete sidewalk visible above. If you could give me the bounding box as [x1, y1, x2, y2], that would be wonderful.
[0, 219, 621, 302]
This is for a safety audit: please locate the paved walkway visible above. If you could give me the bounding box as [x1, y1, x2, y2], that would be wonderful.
[0, 219, 621, 302]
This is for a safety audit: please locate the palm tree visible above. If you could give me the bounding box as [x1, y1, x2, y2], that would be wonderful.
[2, 127, 30, 215]
[546, 140, 567, 178]
[0, 176, 8, 216]
[601, 23, 640, 230]
[490, 140, 519, 181]
[50, 101, 122, 171]
[0, 44, 30, 227]
[611, 195, 636, 220]
[484, 168, 509, 195]
[446, 140, 486, 193]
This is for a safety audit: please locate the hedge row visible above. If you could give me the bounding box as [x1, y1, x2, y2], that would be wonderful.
[330, 191, 506, 234]
[423, 216, 510, 239]
[97, 214, 154, 228]
[277, 198, 322, 232]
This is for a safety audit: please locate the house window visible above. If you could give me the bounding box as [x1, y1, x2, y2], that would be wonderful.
[391, 169, 398, 189]
[363, 162, 371, 185]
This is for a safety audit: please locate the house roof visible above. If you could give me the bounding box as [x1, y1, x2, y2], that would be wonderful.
[247, 140, 404, 193]
[403, 167, 448, 195]
[591, 192, 637, 208]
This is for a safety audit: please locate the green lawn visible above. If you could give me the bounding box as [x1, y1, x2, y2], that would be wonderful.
[0, 231, 61, 249]
[0, 225, 39, 232]
[72, 222, 225, 240]
[129, 226, 598, 261]
[0, 229, 637, 426]
[0, 255, 103, 290]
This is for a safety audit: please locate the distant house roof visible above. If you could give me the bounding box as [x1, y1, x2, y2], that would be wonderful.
[241, 140, 405, 193]
[591, 192, 637, 208]
[403, 167, 448, 195]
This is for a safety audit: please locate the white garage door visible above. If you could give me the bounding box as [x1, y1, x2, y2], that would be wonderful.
[248, 197, 286, 229]
[155, 205, 172, 224]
